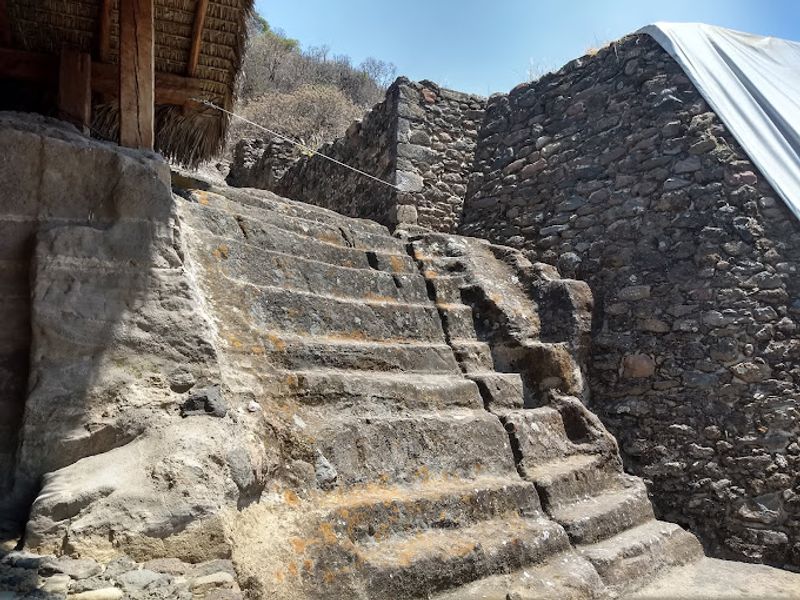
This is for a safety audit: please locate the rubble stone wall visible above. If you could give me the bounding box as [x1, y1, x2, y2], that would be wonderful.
[394, 80, 485, 232]
[229, 78, 486, 232]
[226, 138, 303, 189]
[271, 88, 400, 225]
[460, 35, 800, 568]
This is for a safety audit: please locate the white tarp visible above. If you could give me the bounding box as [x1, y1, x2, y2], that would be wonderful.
[639, 22, 800, 219]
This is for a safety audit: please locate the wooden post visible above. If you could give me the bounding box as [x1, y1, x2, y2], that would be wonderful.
[187, 0, 208, 78]
[119, 0, 154, 150]
[58, 48, 92, 134]
[97, 0, 112, 63]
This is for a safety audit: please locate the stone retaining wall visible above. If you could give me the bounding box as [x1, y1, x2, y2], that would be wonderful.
[226, 138, 303, 189]
[460, 34, 800, 568]
[229, 78, 486, 232]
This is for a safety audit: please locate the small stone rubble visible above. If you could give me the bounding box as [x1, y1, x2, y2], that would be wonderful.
[0, 549, 242, 599]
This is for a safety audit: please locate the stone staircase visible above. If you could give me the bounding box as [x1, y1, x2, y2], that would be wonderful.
[176, 186, 718, 598]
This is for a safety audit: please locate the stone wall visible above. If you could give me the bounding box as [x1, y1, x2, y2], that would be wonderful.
[394, 80, 485, 231]
[226, 138, 302, 189]
[460, 35, 800, 568]
[230, 78, 486, 232]
[271, 88, 400, 225]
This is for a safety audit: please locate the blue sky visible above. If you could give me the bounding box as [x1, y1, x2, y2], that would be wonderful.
[254, 0, 799, 96]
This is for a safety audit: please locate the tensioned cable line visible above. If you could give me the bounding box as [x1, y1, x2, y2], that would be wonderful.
[193, 98, 404, 192]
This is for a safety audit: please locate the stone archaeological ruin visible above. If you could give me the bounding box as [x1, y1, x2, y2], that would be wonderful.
[1, 13, 800, 600]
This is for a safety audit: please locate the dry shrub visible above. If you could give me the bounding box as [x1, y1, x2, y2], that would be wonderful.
[229, 84, 363, 150]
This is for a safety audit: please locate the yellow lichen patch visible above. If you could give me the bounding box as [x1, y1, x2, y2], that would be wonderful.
[212, 244, 230, 260]
[287, 562, 299, 577]
[264, 332, 287, 351]
[194, 191, 209, 205]
[303, 559, 313, 572]
[227, 335, 243, 349]
[364, 293, 397, 304]
[424, 269, 438, 279]
[284, 490, 300, 507]
[318, 522, 338, 545]
[389, 255, 407, 272]
[250, 345, 265, 355]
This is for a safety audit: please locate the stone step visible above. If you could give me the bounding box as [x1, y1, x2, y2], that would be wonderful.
[319, 476, 540, 545]
[467, 372, 525, 413]
[579, 519, 704, 594]
[450, 340, 495, 372]
[431, 551, 604, 600]
[186, 203, 418, 274]
[240, 335, 460, 373]
[504, 407, 590, 465]
[217, 279, 448, 343]
[207, 186, 394, 241]
[201, 233, 431, 304]
[550, 478, 655, 545]
[276, 370, 482, 411]
[358, 515, 571, 600]
[425, 274, 468, 304]
[522, 454, 620, 510]
[310, 409, 518, 486]
[437, 302, 479, 341]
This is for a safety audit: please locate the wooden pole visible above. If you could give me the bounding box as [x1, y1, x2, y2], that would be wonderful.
[119, 0, 154, 150]
[58, 48, 92, 134]
[97, 0, 112, 63]
[187, 0, 208, 78]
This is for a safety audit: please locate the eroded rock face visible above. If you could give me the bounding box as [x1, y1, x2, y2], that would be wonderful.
[3, 112, 800, 598]
[0, 113, 271, 562]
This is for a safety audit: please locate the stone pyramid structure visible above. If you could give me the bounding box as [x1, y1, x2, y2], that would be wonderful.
[1, 115, 798, 598]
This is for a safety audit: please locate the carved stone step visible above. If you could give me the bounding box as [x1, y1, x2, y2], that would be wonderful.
[319, 476, 541, 544]
[275, 370, 482, 411]
[237, 336, 460, 373]
[358, 515, 570, 600]
[200, 232, 431, 304]
[310, 409, 518, 486]
[450, 340, 495, 372]
[208, 186, 394, 241]
[467, 372, 525, 413]
[185, 202, 417, 273]
[523, 454, 620, 510]
[551, 478, 655, 545]
[431, 551, 605, 600]
[579, 519, 704, 594]
[216, 279, 448, 342]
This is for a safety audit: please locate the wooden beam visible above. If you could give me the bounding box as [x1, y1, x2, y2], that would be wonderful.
[187, 0, 208, 78]
[0, 47, 209, 108]
[119, 0, 154, 150]
[58, 48, 92, 133]
[0, 0, 11, 47]
[97, 0, 112, 63]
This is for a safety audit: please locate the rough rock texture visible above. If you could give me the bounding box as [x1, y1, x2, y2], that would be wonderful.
[230, 78, 486, 233]
[459, 34, 800, 569]
[2, 112, 799, 598]
[0, 113, 270, 563]
[226, 138, 302, 189]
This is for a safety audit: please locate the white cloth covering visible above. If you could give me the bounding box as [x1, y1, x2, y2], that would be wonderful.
[639, 23, 800, 219]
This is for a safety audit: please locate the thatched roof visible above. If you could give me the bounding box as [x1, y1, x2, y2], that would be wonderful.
[5, 0, 254, 164]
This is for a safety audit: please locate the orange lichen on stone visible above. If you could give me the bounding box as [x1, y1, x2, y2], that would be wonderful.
[212, 244, 230, 259]
[318, 522, 338, 545]
[284, 490, 300, 507]
[264, 332, 287, 351]
[389, 255, 406, 272]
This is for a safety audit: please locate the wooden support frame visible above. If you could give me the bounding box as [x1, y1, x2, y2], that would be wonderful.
[58, 48, 92, 133]
[0, 48, 208, 108]
[119, 0, 154, 150]
[97, 0, 112, 63]
[187, 0, 208, 78]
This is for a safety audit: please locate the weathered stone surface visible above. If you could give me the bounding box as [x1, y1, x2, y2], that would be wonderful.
[458, 34, 800, 568]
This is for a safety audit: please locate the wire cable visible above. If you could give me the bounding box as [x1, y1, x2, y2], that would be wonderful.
[193, 98, 403, 192]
